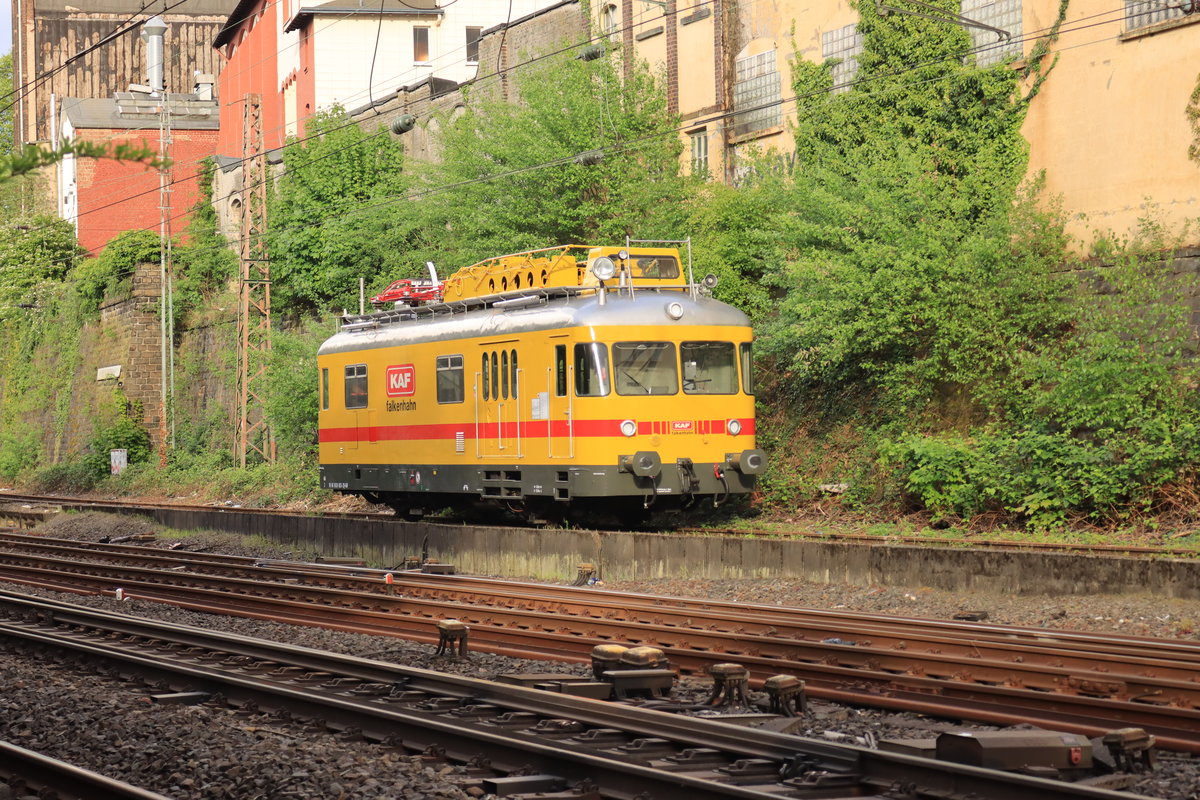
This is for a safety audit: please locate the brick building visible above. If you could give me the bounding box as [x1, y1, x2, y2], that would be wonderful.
[59, 85, 219, 255]
[10, 0, 226, 148]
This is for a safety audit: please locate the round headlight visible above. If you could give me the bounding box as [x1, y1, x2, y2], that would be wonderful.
[665, 301, 684, 320]
[591, 257, 616, 281]
[727, 418, 742, 436]
[620, 419, 637, 437]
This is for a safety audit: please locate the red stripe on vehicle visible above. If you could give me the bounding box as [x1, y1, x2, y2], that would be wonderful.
[319, 418, 754, 443]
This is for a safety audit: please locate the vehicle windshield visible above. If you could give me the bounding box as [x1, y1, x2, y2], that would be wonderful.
[681, 341, 737, 394]
[613, 342, 678, 395]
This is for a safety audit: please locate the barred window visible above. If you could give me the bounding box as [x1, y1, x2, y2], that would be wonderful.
[821, 25, 863, 94]
[961, 0, 1022, 66]
[732, 50, 782, 138]
[1125, 0, 1195, 30]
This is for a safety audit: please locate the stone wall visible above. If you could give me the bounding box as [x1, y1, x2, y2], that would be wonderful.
[49, 262, 164, 462]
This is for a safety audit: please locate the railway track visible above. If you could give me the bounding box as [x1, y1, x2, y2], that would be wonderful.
[0, 741, 172, 800]
[0, 532, 1196, 753]
[2, 491, 1198, 557]
[0, 589, 1153, 800]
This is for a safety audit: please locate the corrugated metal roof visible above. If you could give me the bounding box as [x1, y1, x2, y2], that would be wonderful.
[61, 95, 220, 130]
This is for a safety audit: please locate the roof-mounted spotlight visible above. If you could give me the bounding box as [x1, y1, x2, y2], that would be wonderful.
[390, 114, 417, 135]
[591, 257, 617, 281]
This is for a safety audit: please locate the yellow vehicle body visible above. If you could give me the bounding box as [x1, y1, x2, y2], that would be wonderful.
[317, 245, 765, 521]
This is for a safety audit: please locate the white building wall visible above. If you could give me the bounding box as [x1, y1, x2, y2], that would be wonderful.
[277, 0, 302, 87]
[312, 0, 557, 112]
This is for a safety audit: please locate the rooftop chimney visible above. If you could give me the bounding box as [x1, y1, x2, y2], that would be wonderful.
[140, 16, 169, 96]
[193, 72, 215, 101]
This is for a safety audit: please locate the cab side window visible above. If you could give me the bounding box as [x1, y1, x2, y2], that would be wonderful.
[344, 364, 367, 409]
[554, 345, 567, 397]
[436, 355, 464, 403]
[321, 368, 329, 410]
[574, 342, 610, 397]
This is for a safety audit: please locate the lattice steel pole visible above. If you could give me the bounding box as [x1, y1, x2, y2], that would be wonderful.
[237, 93, 275, 466]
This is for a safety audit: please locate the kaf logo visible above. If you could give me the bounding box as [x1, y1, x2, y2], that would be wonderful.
[385, 364, 416, 397]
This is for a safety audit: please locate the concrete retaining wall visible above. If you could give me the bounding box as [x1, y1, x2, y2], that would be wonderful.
[67, 504, 1200, 600]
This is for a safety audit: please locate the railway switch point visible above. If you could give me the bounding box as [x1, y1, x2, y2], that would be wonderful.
[1102, 728, 1157, 772]
[763, 675, 806, 716]
[591, 644, 629, 679]
[603, 668, 676, 700]
[707, 663, 751, 708]
[573, 563, 596, 586]
[618, 646, 669, 670]
[436, 619, 469, 657]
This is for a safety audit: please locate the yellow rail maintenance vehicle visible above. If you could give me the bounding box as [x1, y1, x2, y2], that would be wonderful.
[317, 241, 766, 524]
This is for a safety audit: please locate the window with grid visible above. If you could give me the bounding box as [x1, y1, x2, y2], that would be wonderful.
[690, 129, 708, 175]
[821, 25, 863, 94]
[466, 26, 481, 63]
[1125, 0, 1196, 31]
[732, 51, 782, 138]
[962, 0, 1022, 66]
[413, 27, 430, 62]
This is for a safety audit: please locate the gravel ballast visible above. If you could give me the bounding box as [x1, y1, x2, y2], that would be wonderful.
[0, 511, 1196, 799]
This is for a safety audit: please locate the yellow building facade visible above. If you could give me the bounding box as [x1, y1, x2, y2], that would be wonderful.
[598, 0, 1199, 245]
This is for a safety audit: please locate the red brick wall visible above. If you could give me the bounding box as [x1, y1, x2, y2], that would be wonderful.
[216, 0, 285, 155]
[74, 127, 218, 256]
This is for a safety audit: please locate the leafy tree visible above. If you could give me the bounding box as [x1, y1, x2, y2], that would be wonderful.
[173, 157, 238, 317]
[267, 108, 406, 314]
[0, 54, 12, 155]
[758, 0, 1069, 413]
[0, 215, 83, 314]
[391, 42, 692, 271]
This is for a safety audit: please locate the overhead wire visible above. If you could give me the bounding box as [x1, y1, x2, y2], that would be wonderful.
[10, 2, 1148, 276]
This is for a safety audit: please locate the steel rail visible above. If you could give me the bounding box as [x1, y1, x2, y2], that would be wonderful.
[0, 590, 1151, 800]
[0, 553, 1196, 753]
[1, 541, 1198, 697]
[0, 741, 173, 800]
[5, 533, 1198, 668]
[2, 548, 1198, 694]
[2, 491, 1198, 558]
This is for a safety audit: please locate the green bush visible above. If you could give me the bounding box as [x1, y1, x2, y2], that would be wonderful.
[28, 460, 98, 493]
[72, 229, 160, 315]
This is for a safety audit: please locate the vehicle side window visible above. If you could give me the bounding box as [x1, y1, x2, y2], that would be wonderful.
[436, 355, 464, 404]
[613, 341, 677, 395]
[740, 342, 754, 395]
[344, 364, 367, 409]
[482, 353, 490, 401]
[573, 343, 610, 397]
[321, 368, 329, 410]
[501, 350, 509, 400]
[510, 349, 518, 400]
[554, 345, 567, 397]
[680, 341, 737, 394]
[491, 351, 499, 398]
